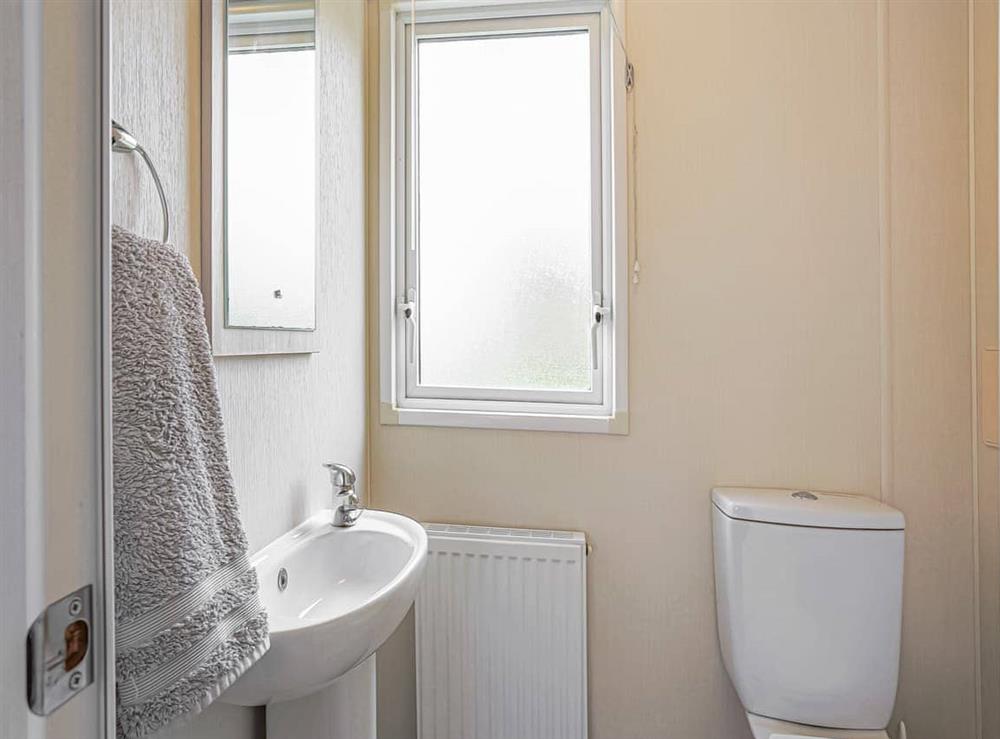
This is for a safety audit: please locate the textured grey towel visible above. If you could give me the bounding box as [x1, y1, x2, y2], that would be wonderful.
[112, 226, 269, 738]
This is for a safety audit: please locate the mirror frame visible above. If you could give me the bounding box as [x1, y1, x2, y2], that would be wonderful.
[201, 0, 318, 356]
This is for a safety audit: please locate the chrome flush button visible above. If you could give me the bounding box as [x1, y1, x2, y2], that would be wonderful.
[792, 490, 818, 501]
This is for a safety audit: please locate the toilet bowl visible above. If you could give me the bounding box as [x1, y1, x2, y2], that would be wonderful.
[712, 487, 906, 739]
[747, 712, 890, 739]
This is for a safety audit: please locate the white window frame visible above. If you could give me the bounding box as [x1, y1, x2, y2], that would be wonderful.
[379, 0, 628, 434]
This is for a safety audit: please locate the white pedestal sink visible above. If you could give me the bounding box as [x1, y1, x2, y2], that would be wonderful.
[220, 508, 427, 736]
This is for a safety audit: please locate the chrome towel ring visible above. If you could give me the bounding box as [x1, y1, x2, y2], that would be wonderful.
[111, 120, 170, 244]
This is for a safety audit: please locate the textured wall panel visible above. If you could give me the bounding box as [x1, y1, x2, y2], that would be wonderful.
[112, 2, 368, 737]
[112, 0, 200, 273]
[215, 0, 367, 554]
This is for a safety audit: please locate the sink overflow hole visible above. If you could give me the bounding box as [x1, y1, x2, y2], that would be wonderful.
[277, 568, 288, 592]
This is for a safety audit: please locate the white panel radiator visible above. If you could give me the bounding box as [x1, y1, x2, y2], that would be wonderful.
[416, 523, 588, 739]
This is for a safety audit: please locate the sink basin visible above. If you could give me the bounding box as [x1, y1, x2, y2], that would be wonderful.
[221, 509, 427, 705]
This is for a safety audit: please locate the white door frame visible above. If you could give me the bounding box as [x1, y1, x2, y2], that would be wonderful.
[99, 0, 117, 733]
[0, 2, 45, 736]
[1, 1, 115, 737]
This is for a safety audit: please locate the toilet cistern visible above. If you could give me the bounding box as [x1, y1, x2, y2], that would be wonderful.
[324, 462, 362, 527]
[711, 486, 905, 739]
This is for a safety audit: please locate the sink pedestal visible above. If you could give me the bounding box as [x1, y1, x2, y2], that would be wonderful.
[265, 656, 376, 739]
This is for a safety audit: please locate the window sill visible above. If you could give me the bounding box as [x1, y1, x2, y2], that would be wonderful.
[380, 402, 628, 435]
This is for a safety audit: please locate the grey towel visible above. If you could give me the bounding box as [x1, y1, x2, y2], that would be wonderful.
[112, 226, 269, 738]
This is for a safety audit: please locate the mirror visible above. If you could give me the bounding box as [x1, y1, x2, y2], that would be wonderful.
[225, 0, 316, 331]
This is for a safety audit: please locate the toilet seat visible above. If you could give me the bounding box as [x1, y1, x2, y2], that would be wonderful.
[746, 712, 890, 739]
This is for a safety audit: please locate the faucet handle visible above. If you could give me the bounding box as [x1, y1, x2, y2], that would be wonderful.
[323, 462, 356, 494]
[324, 463, 362, 527]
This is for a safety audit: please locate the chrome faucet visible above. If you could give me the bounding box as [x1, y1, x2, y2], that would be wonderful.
[324, 462, 362, 527]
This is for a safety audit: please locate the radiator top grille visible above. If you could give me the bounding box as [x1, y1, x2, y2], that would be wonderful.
[423, 522, 586, 544]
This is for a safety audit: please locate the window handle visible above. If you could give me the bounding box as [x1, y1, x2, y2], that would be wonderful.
[397, 290, 416, 364]
[592, 298, 610, 370]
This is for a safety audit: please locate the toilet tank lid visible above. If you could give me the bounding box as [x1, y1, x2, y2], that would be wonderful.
[712, 487, 905, 530]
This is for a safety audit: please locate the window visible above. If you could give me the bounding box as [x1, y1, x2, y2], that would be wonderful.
[380, 0, 628, 433]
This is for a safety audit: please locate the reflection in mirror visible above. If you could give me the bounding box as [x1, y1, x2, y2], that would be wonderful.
[226, 0, 316, 330]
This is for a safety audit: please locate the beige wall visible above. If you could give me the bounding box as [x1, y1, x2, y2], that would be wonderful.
[370, 1, 994, 737]
[112, 1, 367, 738]
[112, 0, 997, 736]
[975, 1, 1000, 736]
[885, 2, 978, 735]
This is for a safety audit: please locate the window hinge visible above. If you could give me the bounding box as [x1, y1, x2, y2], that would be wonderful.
[396, 289, 416, 364]
[625, 60, 635, 92]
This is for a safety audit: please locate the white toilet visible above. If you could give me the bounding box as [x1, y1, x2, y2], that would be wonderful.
[712, 487, 905, 739]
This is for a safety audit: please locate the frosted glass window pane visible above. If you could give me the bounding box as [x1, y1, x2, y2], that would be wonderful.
[227, 49, 316, 329]
[416, 32, 593, 392]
